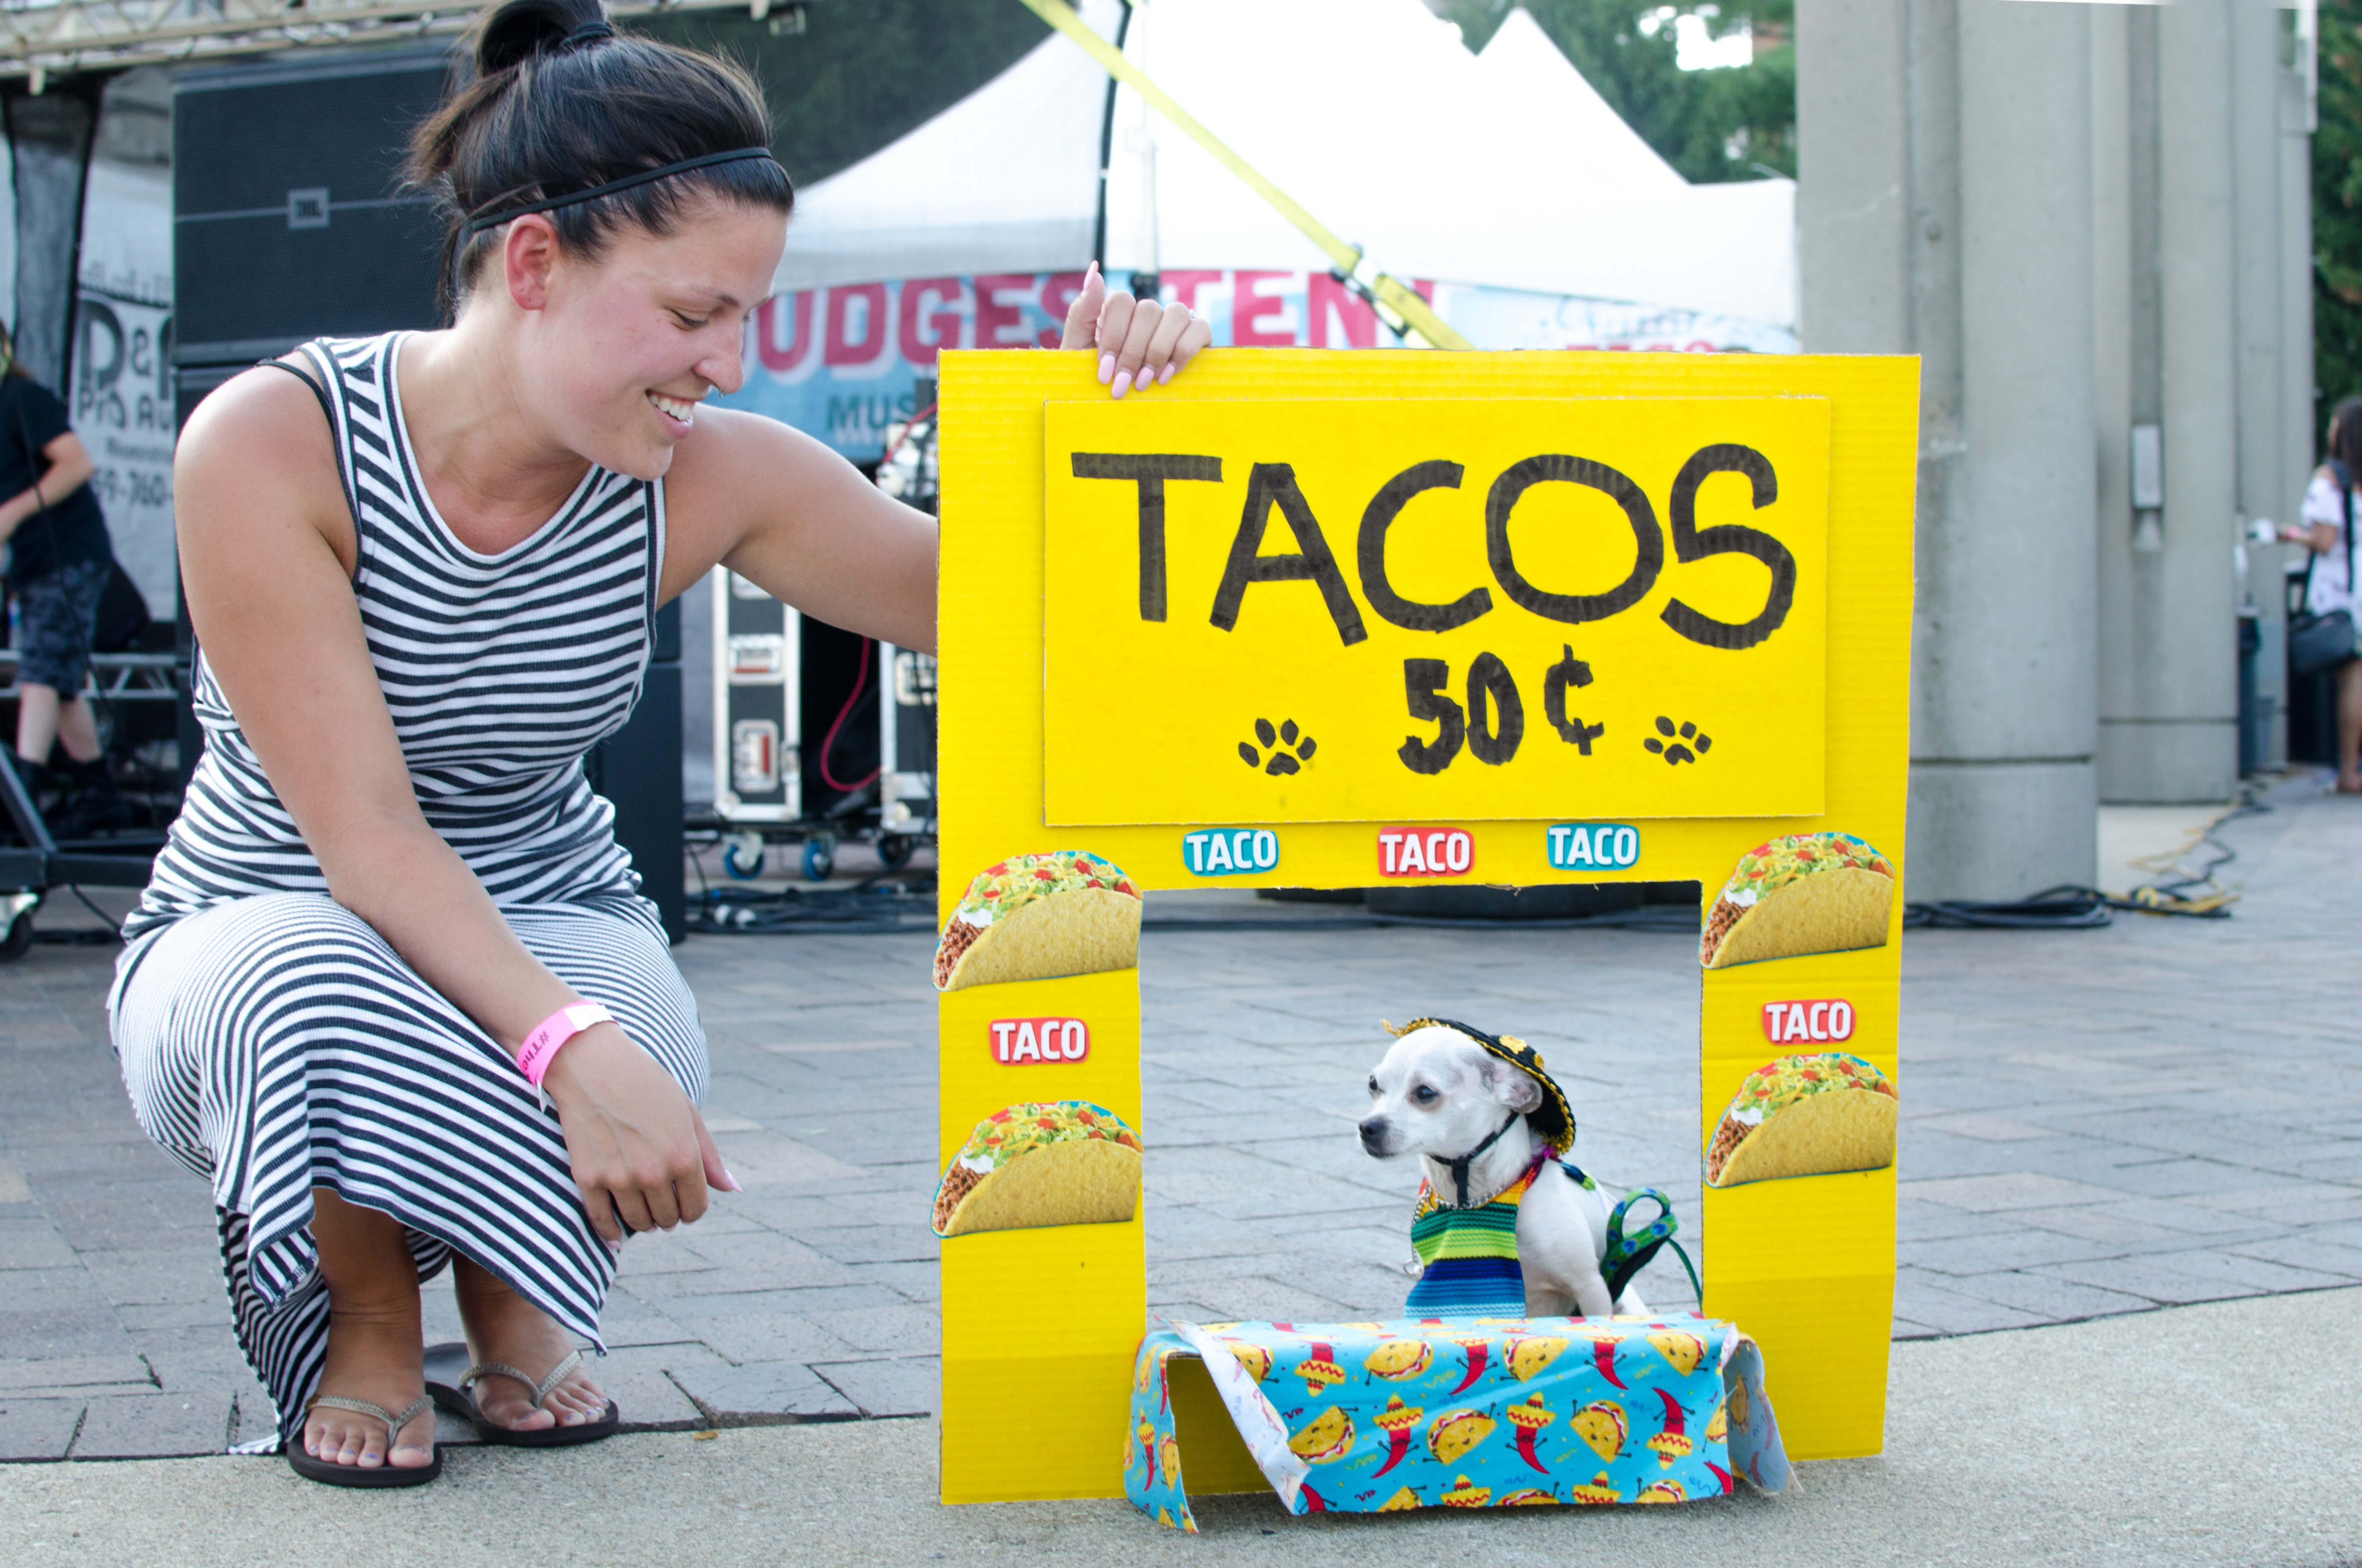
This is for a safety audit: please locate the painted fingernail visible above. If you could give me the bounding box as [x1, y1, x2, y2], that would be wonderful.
[1111, 370, 1133, 398]
[721, 1167, 742, 1192]
[1160, 362, 1178, 385]
[1130, 372, 1153, 395]
[1099, 353, 1116, 384]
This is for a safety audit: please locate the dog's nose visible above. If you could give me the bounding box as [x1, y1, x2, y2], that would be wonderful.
[1357, 1116, 1387, 1153]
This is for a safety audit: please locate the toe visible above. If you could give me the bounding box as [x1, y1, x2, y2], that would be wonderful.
[483, 1388, 557, 1431]
[391, 1415, 436, 1468]
[555, 1374, 606, 1422]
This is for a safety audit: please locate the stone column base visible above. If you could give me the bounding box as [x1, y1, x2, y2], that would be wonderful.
[1906, 760, 2097, 903]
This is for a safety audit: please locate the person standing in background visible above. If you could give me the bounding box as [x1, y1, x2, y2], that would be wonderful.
[0, 320, 130, 834]
[2279, 394, 2362, 793]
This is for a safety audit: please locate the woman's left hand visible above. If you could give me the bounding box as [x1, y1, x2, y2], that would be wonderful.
[1062, 260, 1214, 398]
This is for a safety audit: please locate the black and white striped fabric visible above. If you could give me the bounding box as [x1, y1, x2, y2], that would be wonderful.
[107, 331, 705, 1449]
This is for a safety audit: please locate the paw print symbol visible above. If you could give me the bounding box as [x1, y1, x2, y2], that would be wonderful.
[1644, 716, 1712, 765]
[1239, 718, 1317, 776]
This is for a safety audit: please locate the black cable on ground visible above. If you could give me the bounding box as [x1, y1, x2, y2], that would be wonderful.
[28, 886, 129, 946]
[1904, 886, 2116, 930]
[688, 778, 2286, 940]
[684, 867, 940, 936]
[1903, 776, 2274, 929]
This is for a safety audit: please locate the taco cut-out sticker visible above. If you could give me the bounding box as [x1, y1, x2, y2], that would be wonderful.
[1699, 832, 1895, 970]
[934, 851, 1142, 991]
[1704, 1052, 1897, 1188]
[932, 1100, 1143, 1237]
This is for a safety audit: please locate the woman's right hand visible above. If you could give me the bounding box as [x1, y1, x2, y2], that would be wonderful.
[540, 1023, 735, 1243]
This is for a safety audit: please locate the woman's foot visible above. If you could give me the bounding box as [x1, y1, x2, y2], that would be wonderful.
[305, 1188, 435, 1471]
[451, 1257, 610, 1431]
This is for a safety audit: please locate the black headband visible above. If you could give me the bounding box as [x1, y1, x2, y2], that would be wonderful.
[462, 146, 781, 237]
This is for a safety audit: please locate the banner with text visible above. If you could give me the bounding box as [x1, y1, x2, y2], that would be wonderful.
[723, 270, 1797, 465]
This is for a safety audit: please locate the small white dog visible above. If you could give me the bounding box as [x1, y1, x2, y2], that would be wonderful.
[1359, 1018, 1648, 1320]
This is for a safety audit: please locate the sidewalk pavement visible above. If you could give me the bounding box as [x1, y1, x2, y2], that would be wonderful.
[3, 1285, 2358, 1567]
[1, 776, 2359, 1556]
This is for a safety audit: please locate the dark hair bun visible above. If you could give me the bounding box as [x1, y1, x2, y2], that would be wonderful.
[408, 0, 791, 317]
[474, 0, 604, 75]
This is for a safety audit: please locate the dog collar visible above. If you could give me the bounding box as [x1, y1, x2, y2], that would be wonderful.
[1432, 1112, 1521, 1208]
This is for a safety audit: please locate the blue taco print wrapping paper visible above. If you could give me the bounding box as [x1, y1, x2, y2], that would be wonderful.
[1124, 1314, 1789, 1530]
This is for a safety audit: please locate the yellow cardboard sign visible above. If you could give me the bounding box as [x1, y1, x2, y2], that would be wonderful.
[1044, 398, 1830, 825]
[934, 346, 1918, 1508]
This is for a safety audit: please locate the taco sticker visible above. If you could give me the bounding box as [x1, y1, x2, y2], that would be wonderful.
[1699, 833, 1895, 970]
[931, 1100, 1143, 1237]
[933, 851, 1142, 991]
[1704, 1051, 1898, 1188]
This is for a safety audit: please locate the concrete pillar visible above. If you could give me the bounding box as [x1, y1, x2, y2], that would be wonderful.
[2096, 0, 2241, 803]
[2092, 7, 2135, 772]
[1798, 0, 2098, 901]
[2226, 0, 2309, 771]
[2273, 8, 2320, 765]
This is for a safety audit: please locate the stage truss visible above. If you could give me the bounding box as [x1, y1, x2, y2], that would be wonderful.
[0, 0, 778, 87]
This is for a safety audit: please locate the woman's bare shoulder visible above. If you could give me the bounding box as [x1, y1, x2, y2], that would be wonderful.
[175, 364, 354, 553]
[669, 403, 843, 476]
[656, 405, 887, 580]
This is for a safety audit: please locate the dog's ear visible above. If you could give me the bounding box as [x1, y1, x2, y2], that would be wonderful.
[1479, 1055, 1544, 1113]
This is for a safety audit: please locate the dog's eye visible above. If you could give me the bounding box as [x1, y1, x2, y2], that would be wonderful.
[1412, 1085, 1438, 1105]
[1367, 1076, 1379, 1097]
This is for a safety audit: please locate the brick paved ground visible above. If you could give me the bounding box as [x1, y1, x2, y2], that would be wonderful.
[3, 774, 2358, 1459]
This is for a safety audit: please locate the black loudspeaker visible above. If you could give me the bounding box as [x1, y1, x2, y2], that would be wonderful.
[588, 603, 686, 943]
[172, 47, 450, 366]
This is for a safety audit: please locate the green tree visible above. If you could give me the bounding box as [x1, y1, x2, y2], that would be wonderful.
[1432, 0, 1795, 182]
[2318, 0, 2362, 436]
[628, 0, 1052, 186]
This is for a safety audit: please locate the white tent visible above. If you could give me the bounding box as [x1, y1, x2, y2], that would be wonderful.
[775, 0, 1795, 329]
[1474, 7, 1685, 196]
[770, 1, 1110, 288]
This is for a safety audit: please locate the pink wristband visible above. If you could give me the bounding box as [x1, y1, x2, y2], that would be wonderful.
[517, 1002, 613, 1094]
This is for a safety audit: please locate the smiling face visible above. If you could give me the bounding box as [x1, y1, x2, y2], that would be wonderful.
[1358, 1025, 1544, 1161]
[479, 194, 787, 481]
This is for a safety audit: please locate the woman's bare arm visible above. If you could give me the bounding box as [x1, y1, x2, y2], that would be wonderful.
[662, 410, 938, 650]
[0, 431, 97, 544]
[661, 269, 1209, 641]
[176, 367, 725, 1240]
[2284, 466, 2347, 553]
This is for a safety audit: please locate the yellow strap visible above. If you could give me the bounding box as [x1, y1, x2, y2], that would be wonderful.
[1012, 0, 1475, 352]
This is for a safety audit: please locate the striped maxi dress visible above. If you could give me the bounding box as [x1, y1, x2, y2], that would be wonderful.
[107, 332, 706, 1448]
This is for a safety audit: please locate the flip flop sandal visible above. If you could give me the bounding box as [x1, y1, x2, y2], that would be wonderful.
[286, 1394, 441, 1487]
[426, 1345, 620, 1447]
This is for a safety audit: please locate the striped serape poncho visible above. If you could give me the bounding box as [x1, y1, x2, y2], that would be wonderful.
[1403, 1151, 1597, 1318]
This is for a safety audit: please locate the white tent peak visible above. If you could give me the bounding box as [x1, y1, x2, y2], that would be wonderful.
[1476, 7, 1685, 193]
[775, 0, 1794, 327]
[775, 0, 1121, 292]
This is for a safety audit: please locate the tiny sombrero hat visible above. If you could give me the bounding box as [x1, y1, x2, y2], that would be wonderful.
[1383, 1017, 1577, 1152]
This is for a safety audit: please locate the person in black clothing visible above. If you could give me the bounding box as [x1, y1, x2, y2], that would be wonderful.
[0, 321, 127, 832]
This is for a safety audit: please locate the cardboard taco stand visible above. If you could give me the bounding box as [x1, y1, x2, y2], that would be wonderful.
[934, 347, 1917, 1504]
